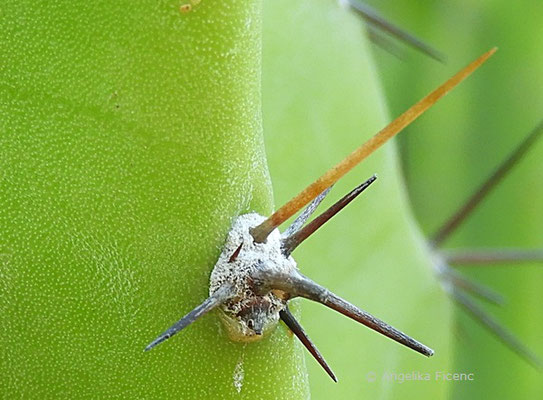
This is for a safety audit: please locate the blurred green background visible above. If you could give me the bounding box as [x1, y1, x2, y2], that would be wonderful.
[370, 1, 543, 398]
[264, 0, 542, 398]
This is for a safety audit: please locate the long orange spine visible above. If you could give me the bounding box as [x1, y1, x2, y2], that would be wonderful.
[251, 48, 497, 243]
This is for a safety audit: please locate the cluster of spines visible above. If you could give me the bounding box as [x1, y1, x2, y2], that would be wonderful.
[145, 50, 505, 381]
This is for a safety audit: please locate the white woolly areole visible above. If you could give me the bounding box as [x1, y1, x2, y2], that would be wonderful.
[209, 213, 297, 340]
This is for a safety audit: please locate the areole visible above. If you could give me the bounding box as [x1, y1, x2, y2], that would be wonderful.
[145, 49, 497, 381]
